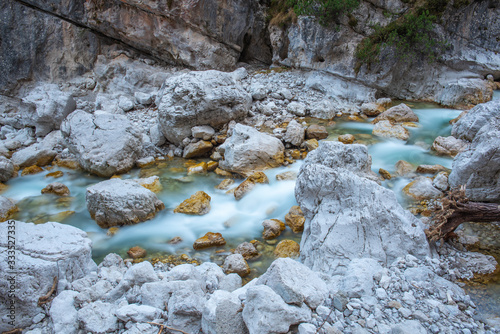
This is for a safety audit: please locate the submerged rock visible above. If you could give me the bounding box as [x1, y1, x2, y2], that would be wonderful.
[127, 246, 147, 259]
[338, 134, 355, 144]
[274, 240, 300, 258]
[395, 160, 415, 177]
[157, 69, 252, 145]
[403, 177, 443, 201]
[61, 110, 142, 177]
[174, 191, 211, 215]
[372, 120, 410, 141]
[296, 142, 430, 275]
[41, 182, 70, 196]
[218, 124, 284, 176]
[86, 179, 165, 228]
[262, 219, 286, 240]
[285, 206, 305, 233]
[234, 242, 259, 260]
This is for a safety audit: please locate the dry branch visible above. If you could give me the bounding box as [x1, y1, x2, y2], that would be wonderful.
[146, 322, 190, 334]
[38, 276, 58, 306]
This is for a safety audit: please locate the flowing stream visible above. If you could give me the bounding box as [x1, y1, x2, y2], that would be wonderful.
[3, 98, 499, 319]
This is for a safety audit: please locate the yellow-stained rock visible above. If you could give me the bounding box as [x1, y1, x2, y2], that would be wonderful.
[193, 232, 226, 250]
[262, 219, 286, 240]
[187, 162, 208, 175]
[338, 134, 355, 144]
[216, 179, 234, 190]
[395, 160, 414, 176]
[168, 236, 183, 244]
[207, 161, 218, 172]
[215, 167, 234, 178]
[174, 191, 211, 215]
[46, 171, 64, 178]
[127, 246, 147, 259]
[110, 175, 122, 179]
[0, 183, 7, 193]
[107, 227, 119, 236]
[53, 158, 80, 170]
[304, 139, 318, 151]
[276, 171, 297, 181]
[32, 210, 74, 224]
[274, 240, 300, 258]
[183, 141, 213, 158]
[306, 124, 329, 140]
[403, 122, 419, 128]
[0, 197, 17, 222]
[285, 206, 305, 233]
[290, 150, 301, 160]
[135, 176, 163, 193]
[234, 172, 269, 201]
[416, 164, 448, 175]
[379, 168, 392, 180]
[41, 182, 70, 196]
[21, 165, 43, 176]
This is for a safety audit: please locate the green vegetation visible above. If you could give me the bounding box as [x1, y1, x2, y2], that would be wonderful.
[288, 0, 361, 26]
[267, 0, 297, 28]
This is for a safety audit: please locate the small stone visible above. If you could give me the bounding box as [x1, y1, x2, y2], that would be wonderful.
[262, 219, 286, 240]
[276, 171, 297, 181]
[192, 125, 215, 141]
[207, 161, 218, 171]
[338, 134, 355, 144]
[234, 172, 269, 200]
[136, 157, 155, 168]
[135, 92, 153, 105]
[234, 242, 259, 260]
[168, 236, 183, 244]
[193, 232, 226, 250]
[107, 227, 119, 236]
[395, 160, 414, 176]
[21, 165, 43, 176]
[285, 205, 305, 233]
[416, 164, 448, 174]
[119, 96, 134, 111]
[306, 124, 329, 140]
[41, 182, 70, 196]
[374, 103, 418, 123]
[274, 240, 300, 258]
[183, 140, 213, 158]
[387, 300, 402, 309]
[379, 168, 392, 180]
[361, 102, 385, 117]
[223, 254, 250, 277]
[187, 162, 208, 175]
[134, 176, 162, 193]
[127, 246, 147, 259]
[214, 167, 233, 178]
[304, 139, 319, 151]
[216, 179, 235, 190]
[174, 191, 211, 215]
[372, 120, 410, 141]
[46, 171, 64, 178]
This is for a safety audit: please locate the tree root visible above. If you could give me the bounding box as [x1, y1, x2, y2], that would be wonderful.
[38, 276, 58, 306]
[146, 322, 190, 334]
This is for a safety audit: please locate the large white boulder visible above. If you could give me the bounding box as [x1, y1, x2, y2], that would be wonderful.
[86, 179, 165, 228]
[452, 99, 500, 141]
[61, 110, 142, 177]
[0, 221, 95, 332]
[156, 69, 252, 145]
[295, 142, 430, 275]
[218, 123, 284, 176]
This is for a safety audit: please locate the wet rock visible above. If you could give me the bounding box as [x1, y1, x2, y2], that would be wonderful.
[285, 206, 305, 233]
[234, 242, 259, 260]
[287, 101, 306, 117]
[168, 236, 183, 245]
[276, 171, 297, 181]
[283, 120, 305, 147]
[174, 191, 211, 215]
[0, 157, 15, 182]
[127, 246, 147, 259]
[207, 161, 218, 171]
[193, 232, 226, 250]
[361, 102, 385, 117]
[296, 142, 430, 275]
[223, 254, 250, 277]
[188, 162, 208, 175]
[133, 176, 162, 193]
[234, 172, 269, 200]
[41, 182, 70, 196]
[61, 110, 142, 177]
[192, 125, 215, 141]
[416, 164, 448, 174]
[45, 171, 63, 179]
[0, 222, 95, 331]
[338, 134, 355, 144]
[219, 124, 284, 176]
[373, 104, 418, 124]
[257, 258, 328, 309]
[183, 141, 213, 159]
[215, 167, 234, 178]
[11, 143, 56, 168]
[372, 120, 410, 141]
[274, 240, 300, 258]
[431, 136, 468, 156]
[304, 139, 318, 151]
[262, 219, 286, 240]
[216, 179, 234, 190]
[21, 165, 43, 176]
[86, 179, 165, 228]
[395, 160, 414, 177]
[242, 285, 311, 334]
[403, 177, 443, 201]
[305, 124, 328, 140]
[379, 168, 392, 180]
[157, 69, 252, 145]
[0, 196, 17, 221]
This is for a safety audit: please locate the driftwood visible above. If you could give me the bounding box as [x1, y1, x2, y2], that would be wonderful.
[2, 329, 23, 334]
[146, 322, 190, 334]
[426, 186, 500, 241]
[38, 276, 58, 306]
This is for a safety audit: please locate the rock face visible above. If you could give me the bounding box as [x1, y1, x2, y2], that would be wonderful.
[296, 142, 430, 275]
[449, 117, 500, 202]
[157, 69, 252, 145]
[219, 124, 285, 176]
[86, 179, 165, 228]
[452, 99, 500, 142]
[0, 221, 95, 332]
[61, 110, 142, 177]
